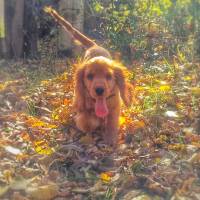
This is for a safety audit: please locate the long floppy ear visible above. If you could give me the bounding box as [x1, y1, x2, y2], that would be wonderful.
[73, 66, 85, 111]
[114, 67, 133, 106]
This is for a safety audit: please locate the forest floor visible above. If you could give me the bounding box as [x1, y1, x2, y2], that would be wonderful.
[0, 57, 200, 200]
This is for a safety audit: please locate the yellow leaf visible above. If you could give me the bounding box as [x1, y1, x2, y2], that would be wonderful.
[155, 157, 161, 163]
[32, 121, 46, 127]
[119, 116, 126, 126]
[134, 120, 145, 129]
[26, 117, 57, 129]
[52, 113, 59, 120]
[34, 146, 53, 155]
[159, 85, 171, 92]
[168, 144, 186, 151]
[47, 124, 57, 129]
[41, 80, 50, 85]
[100, 172, 111, 183]
[135, 86, 146, 91]
[184, 76, 192, 81]
[0, 83, 6, 91]
[34, 141, 53, 155]
[176, 103, 184, 110]
[155, 135, 167, 144]
[191, 87, 200, 97]
[3, 170, 13, 183]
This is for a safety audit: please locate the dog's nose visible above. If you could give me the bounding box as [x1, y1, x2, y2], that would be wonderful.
[95, 87, 104, 96]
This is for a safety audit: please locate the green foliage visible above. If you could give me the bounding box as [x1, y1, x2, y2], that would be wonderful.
[27, 100, 38, 116]
[89, 0, 200, 63]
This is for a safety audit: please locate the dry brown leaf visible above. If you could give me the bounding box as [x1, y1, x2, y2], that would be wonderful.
[177, 177, 196, 195]
[0, 186, 9, 198]
[188, 152, 200, 164]
[26, 184, 59, 200]
[80, 135, 94, 145]
[12, 192, 30, 200]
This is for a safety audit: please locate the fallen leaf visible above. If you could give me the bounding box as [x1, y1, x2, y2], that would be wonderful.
[3, 169, 14, 183]
[80, 135, 94, 145]
[10, 177, 32, 191]
[165, 111, 179, 118]
[191, 87, 200, 96]
[0, 186, 9, 198]
[26, 184, 59, 200]
[34, 140, 54, 155]
[4, 146, 21, 155]
[168, 144, 186, 151]
[100, 172, 112, 183]
[178, 177, 196, 194]
[159, 85, 171, 92]
[12, 192, 30, 200]
[188, 152, 200, 164]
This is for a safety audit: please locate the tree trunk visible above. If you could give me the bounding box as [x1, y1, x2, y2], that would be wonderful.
[11, 0, 24, 59]
[24, 0, 38, 59]
[0, 0, 7, 58]
[0, 0, 25, 59]
[58, 0, 84, 51]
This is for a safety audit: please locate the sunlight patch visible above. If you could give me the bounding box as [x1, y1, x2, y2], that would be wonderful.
[165, 111, 179, 118]
[4, 146, 21, 155]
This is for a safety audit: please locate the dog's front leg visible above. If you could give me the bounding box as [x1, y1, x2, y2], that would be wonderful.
[103, 109, 120, 146]
[75, 112, 100, 133]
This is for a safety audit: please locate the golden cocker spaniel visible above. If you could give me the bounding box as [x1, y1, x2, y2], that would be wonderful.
[46, 7, 132, 146]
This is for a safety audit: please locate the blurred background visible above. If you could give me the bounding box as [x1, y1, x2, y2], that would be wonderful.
[0, 0, 200, 64]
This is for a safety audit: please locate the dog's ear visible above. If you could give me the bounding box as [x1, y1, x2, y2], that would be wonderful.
[114, 67, 132, 106]
[73, 66, 85, 111]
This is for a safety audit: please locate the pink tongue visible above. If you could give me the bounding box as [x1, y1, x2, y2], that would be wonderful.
[95, 98, 108, 118]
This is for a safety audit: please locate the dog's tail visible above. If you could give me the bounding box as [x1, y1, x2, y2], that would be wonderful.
[44, 6, 96, 48]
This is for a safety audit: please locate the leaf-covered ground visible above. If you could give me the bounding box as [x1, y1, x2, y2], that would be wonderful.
[0, 58, 200, 200]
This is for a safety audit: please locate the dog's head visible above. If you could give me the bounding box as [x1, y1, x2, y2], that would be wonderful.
[74, 57, 132, 118]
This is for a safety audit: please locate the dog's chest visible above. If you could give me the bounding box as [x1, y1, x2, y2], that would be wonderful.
[85, 96, 95, 110]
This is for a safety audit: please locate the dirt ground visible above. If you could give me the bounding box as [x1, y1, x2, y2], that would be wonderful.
[0, 58, 200, 200]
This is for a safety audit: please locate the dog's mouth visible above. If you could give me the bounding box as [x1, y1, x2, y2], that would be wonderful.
[95, 97, 108, 118]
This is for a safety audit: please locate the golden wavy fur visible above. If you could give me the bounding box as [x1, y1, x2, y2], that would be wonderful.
[45, 7, 132, 146]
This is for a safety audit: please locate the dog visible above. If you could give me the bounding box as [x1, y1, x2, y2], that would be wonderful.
[45, 7, 133, 146]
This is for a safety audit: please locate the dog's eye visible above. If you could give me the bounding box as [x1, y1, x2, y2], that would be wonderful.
[87, 73, 94, 80]
[106, 73, 112, 80]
